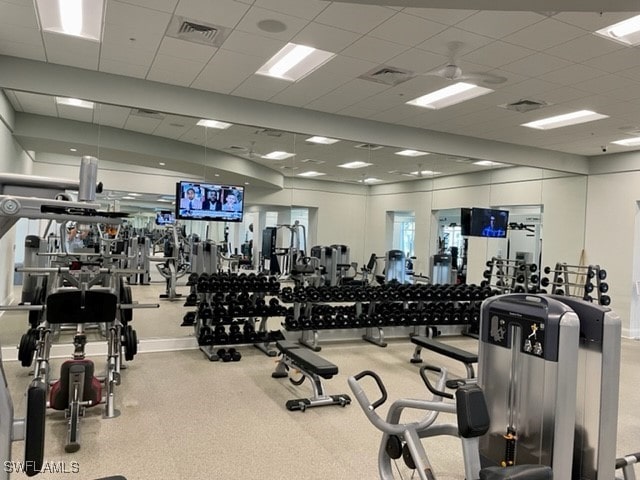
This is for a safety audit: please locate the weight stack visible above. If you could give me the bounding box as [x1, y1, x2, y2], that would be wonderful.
[477, 294, 580, 479]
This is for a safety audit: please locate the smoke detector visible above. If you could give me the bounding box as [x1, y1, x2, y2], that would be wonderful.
[166, 16, 231, 47]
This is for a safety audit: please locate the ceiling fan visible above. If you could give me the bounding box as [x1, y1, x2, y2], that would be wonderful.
[421, 41, 507, 85]
[225, 141, 264, 159]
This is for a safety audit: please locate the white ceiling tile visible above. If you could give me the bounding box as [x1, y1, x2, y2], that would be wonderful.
[3, 90, 21, 111]
[536, 87, 590, 105]
[191, 49, 262, 93]
[13, 91, 57, 116]
[552, 11, 634, 31]
[106, 1, 172, 28]
[175, 0, 250, 29]
[501, 52, 572, 78]
[253, 0, 329, 20]
[115, 0, 179, 13]
[102, 23, 165, 53]
[147, 54, 205, 86]
[156, 36, 217, 63]
[544, 34, 624, 63]
[0, 40, 45, 61]
[416, 27, 494, 58]
[152, 122, 191, 140]
[305, 79, 389, 109]
[369, 104, 421, 123]
[618, 65, 640, 82]
[305, 96, 353, 114]
[386, 48, 447, 74]
[231, 75, 289, 101]
[573, 74, 640, 95]
[368, 12, 447, 47]
[291, 21, 361, 53]
[99, 58, 149, 78]
[314, 3, 395, 35]
[124, 115, 163, 134]
[537, 64, 608, 86]
[0, 23, 42, 45]
[56, 104, 94, 123]
[598, 98, 640, 115]
[456, 11, 545, 39]
[221, 30, 286, 58]
[235, 6, 309, 41]
[402, 8, 478, 26]
[93, 104, 132, 129]
[501, 78, 565, 98]
[43, 33, 100, 69]
[461, 41, 535, 69]
[583, 47, 640, 74]
[101, 42, 156, 67]
[341, 36, 408, 64]
[503, 18, 586, 51]
[311, 54, 377, 80]
[0, 1, 37, 28]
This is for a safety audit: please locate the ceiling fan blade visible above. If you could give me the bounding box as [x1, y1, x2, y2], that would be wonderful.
[445, 40, 465, 64]
[462, 72, 508, 85]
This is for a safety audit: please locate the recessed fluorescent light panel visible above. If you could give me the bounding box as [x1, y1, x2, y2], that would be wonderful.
[55, 97, 94, 109]
[262, 151, 296, 160]
[595, 14, 640, 46]
[395, 149, 430, 157]
[305, 136, 340, 145]
[256, 43, 335, 81]
[521, 110, 609, 130]
[35, 0, 105, 41]
[297, 171, 326, 177]
[406, 82, 493, 110]
[338, 161, 373, 169]
[122, 196, 135, 200]
[411, 170, 441, 176]
[611, 136, 640, 147]
[474, 160, 505, 166]
[362, 177, 382, 184]
[197, 119, 232, 129]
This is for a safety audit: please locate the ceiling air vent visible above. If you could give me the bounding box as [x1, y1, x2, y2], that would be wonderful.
[300, 158, 326, 165]
[500, 99, 550, 113]
[359, 66, 415, 86]
[354, 143, 384, 151]
[166, 16, 231, 47]
[130, 109, 165, 120]
[254, 128, 285, 137]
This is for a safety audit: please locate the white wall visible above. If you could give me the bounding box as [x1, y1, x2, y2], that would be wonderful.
[0, 92, 34, 305]
[585, 172, 640, 338]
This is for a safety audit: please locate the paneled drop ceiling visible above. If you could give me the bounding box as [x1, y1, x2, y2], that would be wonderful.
[1, 0, 640, 181]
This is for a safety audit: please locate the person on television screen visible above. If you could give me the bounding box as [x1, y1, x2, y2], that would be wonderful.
[222, 191, 242, 212]
[481, 215, 505, 237]
[202, 188, 222, 211]
[179, 187, 202, 211]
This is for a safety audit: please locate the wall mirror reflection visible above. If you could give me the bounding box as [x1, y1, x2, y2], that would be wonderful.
[0, 88, 590, 353]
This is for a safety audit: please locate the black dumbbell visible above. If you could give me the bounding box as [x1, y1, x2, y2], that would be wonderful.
[600, 295, 611, 306]
[217, 348, 232, 362]
[227, 347, 241, 361]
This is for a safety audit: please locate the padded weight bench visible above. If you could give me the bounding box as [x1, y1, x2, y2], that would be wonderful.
[410, 336, 478, 379]
[272, 341, 351, 411]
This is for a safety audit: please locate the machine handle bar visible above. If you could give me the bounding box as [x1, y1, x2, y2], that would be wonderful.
[420, 365, 454, 400]
[615, 452, 640, 469]
[352, 370, 388, 410]
[0, 305, 44, 312]
[119, 303, 160, 310]
[17, 267, 146, 275]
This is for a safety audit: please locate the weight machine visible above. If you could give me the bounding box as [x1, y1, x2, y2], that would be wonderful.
[149, 223, 189, 300]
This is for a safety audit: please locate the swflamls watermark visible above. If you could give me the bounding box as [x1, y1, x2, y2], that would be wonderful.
[3, 461, 80, 474]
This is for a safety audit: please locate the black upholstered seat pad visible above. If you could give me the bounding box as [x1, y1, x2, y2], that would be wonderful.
[411, 336, 478, 364]
[276, 341, 338, 378]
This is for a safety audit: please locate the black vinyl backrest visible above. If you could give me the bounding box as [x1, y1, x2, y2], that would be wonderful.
[366, 253, 377, 271]
[456, 384, 490, 438]
[46, 290, 117, 324]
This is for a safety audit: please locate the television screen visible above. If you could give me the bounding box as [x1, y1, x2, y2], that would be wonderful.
[155, 210, 175, 226]
[175, 181, 244, 222]
[469, 208, 509, 238]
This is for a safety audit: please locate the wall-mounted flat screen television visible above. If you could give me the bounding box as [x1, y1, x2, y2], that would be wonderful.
[155, 210, 175, 226]
[461, 207, 509, 238]
[175, 181, 244, 222]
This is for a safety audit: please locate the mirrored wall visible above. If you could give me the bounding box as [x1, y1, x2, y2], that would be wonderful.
[2, 89, 589, 347]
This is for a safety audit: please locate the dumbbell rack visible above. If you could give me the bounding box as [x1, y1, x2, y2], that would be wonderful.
[280, 284, 493, 352]
[181, 273, 285, 361]
[482, 257, 540, 293]
[540, 262, 610, 306]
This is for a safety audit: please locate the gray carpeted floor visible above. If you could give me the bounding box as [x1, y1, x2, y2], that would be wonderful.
[1, 282, 639, 479]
